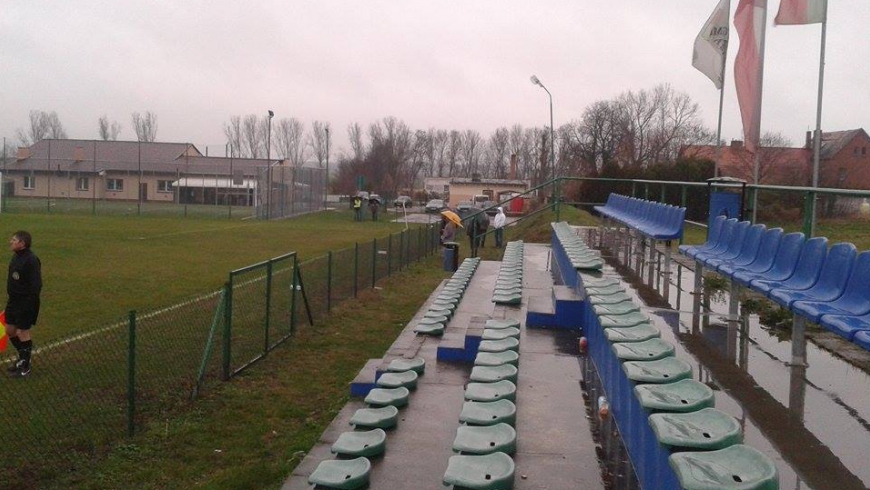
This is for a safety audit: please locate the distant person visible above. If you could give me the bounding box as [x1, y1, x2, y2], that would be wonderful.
[466, 212, 489, 254]
[369, 198, 380, 221]
[440, 216, 456, 244]
[6, 231, 42, 377]
[477, 211, 490, 248]
[352, 196, 363, 221]
[493, 207, 506, 248]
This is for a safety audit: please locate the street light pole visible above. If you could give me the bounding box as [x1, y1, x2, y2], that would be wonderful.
[325, 126, 330, 208]
[266, 109, 274, 218]
[530, 75, 555, 186]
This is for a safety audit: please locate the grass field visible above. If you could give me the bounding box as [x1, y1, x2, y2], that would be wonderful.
[0, 208, 410, 343]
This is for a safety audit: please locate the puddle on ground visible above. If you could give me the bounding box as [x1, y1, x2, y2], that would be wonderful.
[581, 230, 870, 490]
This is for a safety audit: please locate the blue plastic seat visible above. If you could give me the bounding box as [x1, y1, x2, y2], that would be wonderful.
[719, 228, 783, 277]
[750, 237, 828, 297]
[792, 251, 870, 322]
[854, 330, 870, 350]
[696, 220, 750, 264]
[679, 215, 726, 258]
[732, 232, 804, 286]
[705, 224, 766, 270]
[819, 312, 870, 341]
[768, 242, 856, 308]
[690, 218, 739, 260]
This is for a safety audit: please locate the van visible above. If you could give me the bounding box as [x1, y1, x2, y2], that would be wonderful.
[472, 194, 489, 208]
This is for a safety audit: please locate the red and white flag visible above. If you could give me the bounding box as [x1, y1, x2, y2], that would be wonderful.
[692, 0, 731, 89]
[775, 0, 826, 25]
[734, 0, 768, 153]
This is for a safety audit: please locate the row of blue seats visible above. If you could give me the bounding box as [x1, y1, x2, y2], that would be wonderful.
[679, 216, 870, 350]
[594, 194, 686, 240]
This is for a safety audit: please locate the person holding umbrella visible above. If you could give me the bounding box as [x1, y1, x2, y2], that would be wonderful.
[368, 196, 380, 221]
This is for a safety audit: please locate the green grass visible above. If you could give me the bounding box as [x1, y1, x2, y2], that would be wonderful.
[0, 209, 410, 343]
[34, 256, 448, 490]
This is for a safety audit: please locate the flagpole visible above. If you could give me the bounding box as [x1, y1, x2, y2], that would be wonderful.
[751, 0, 769, 223]
[714, 78, 726, 179]
[810, 3, 829, 237]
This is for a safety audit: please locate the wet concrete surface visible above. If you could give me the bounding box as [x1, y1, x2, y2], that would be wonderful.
[591, 228, 870, 490]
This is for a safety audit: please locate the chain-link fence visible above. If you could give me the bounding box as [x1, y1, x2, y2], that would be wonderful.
[0, 223, 439, 482]
[255, 166, 327, 219]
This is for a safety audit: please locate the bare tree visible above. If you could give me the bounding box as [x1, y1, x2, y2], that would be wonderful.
[430, 129, 449, 177]
[17, 110, 67, 145]
[131, 111, 158, 142]
[460, 130, 482, 177]
[405, 130, 431, 195]
[274, 117, 306, 167]
[347, 122, 365, 161]
[486, 127, 511, 179]
[309, 120, 331, 167]
[446, 130, 463, 177]
[240, 115, 263, 158]
[98, 115, 122, 141]
[223, 116, 243, 157]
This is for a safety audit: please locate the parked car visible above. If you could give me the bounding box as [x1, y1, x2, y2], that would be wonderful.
[456, 201, 474, 217]
[482, 201, 499, 216]
[425, 199, 446, 213]
[394, 195, 412, 208]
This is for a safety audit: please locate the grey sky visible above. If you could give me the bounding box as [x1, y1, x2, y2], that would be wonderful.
[1, 1, 868, 156]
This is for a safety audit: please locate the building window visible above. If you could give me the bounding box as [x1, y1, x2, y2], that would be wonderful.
[23, 175, 35, 189]
[76, 177, 89, 191]
[107, 179, 124, 191]
[157, 180, 173, 193]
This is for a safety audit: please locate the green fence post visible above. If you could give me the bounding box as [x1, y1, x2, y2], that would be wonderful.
[371, 238, 378, 287]
[353, 242, 359, 298]
[327, 251, 333, 312]
[747, 188, 757, 223]
[802, 191, 815, 237]
[660, 183, 666, 204]
[680, 185, 688, 245]
[264, 260, 273, 357]
[644, 183, 650, 200]
[631, 180, 637, 197]
[290, 255, 298, 334]
[222, 279, 233, 380]
[387, 233, 392, 276]
[127, 310, 137, 437]
[399, 230, 405, 269]
[555, 178, 562, 222]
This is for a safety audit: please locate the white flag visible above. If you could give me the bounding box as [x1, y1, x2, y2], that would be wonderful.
[693, 0, 731, 89]
[775, 0, 826, 25]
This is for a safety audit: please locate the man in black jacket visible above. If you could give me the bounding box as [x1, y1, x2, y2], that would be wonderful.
[6, 231, 42, 377]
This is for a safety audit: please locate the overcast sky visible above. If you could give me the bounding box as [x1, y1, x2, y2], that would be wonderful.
[1, 1, 868, 157]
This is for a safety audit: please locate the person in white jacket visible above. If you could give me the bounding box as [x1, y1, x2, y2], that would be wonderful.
[493, 207, 506, 248]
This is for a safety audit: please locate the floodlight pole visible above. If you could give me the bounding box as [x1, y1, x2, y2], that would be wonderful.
[266, 110, 274, 219]
[531, 75, 556, 198]
[325, 126, 330, 207]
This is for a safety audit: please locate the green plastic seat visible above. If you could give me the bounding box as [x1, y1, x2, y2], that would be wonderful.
[604, 323, 661, 343]
[387, 357, 425, 374]
[474, 350, 519, 367]
[485, 318, 520, 330]
[414, 322, 444, 335]
[635, 379, 715, 413]
[308, 457, 371, 489]
[459, 399, 517, 426]
[418, 315, 448, 325]
[584, 284, 626, 296]
[622, 357, 692, 384]
[593, 301, 641, 316]
[482, 327, 520, 340]
[425, 308, 453, 319]
[431, 300, 458, 310]
[649, 408, 742, 450]
[573, 260, 604, 271]
[376, 370, 418, 389]
[588, 292, 634, 306]
[349, 405, 399, 429]
[470, 364, 518, 383]
[331, 429, 387, 457]
[612, 338, 675, 361]
[580, 275, 620, 288]
[464, 380, 517, 402]
[443, 452, 515, 490]
[669, 445, 779, 490]
[453, 423, 517, 455]
[492, 293, 522, 305]
[493, 287, 523, 297]
[364, 387, 410, 407]
[599, 311, 650, 328]
[478, 337, 520, 352]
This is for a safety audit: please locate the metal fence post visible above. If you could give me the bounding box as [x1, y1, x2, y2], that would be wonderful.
[387, 233, 392, 276]
[222, 278, 233, 381]
[353, 242, 359, 298]
[371, 238, 378, 288]
[327, 251, 333, 312]
[399, 231, 405, 270]
[264, 260, 273, 357]
[660, 183, 666, 203]
[680, 185, 688, 245]
[290, 255, 298, 334]
[127, 310, 137, 437]
[555, 178, 562, 222]
[803, 191, 816, 237]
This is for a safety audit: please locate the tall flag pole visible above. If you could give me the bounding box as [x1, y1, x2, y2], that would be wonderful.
[734, 0, 768, 221]
[775, 0, 828, 236]
[692, 0, 731, 178]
